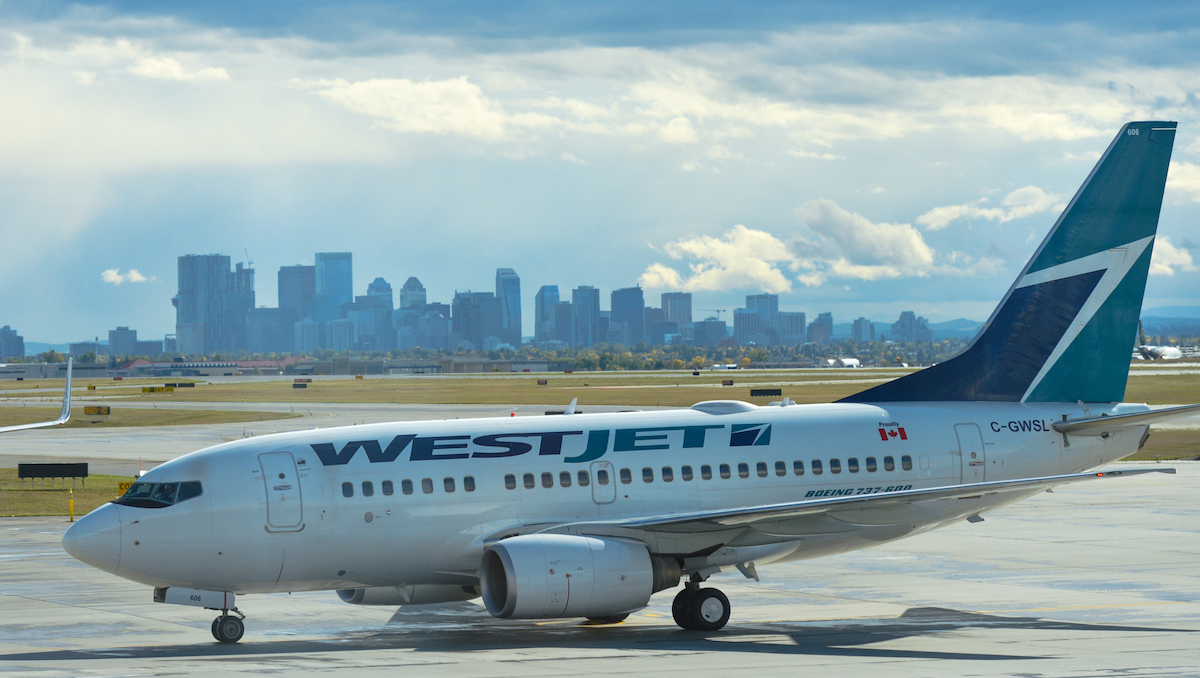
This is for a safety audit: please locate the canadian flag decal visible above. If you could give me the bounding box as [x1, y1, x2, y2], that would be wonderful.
[878, 427, 908, 441]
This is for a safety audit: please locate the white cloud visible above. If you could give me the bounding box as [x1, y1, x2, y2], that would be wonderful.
[916, 185, 1065, 231]
[1150, 236, 1196, 276]
[73, 71, 96, 86]
[1167, 161, 1200, 203]
[657, 116, 698, 144]
[101, 269, 154, 285]
[639, 225, 795, 293]
[787, 149, 842, 160]
[129, 57, 229, 81]
[560, 152, 588, 165]
[793, 199, 935, 285]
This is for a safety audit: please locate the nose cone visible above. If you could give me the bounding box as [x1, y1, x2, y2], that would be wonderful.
[63, 503, 121, 574]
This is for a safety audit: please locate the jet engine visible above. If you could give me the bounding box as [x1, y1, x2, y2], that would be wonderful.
[480, 534, 680, 619]
[337, 584, 480, 606]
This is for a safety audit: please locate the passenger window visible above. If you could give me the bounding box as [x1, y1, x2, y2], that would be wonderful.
[342, 482, 353, 498]
[444, 477, 455, 493]
[176, 481, 203, 503]
[362, 481, 374, 497]
[775, 461, 786, 477]
[642, 467, 654, 483]
[523, 473, 535, 489]
[681, 465, 693, 481]
[620, 468, 632, 484]
[402, 479, 413, 495]
[812, 459, 823, 475]
[848, 458, 859, 473]
[464, 476, 475, 492]
[578, 470, 590, 487]
[701, 464, 712, 480]
[756, 462, 767, 478]
[560, 471, 572, 488]
[719, 464, 731, 479]
[901, 455, 913, 471]
[662, 466, 674, 482]
[830, 459, 842, 474]
[866, 457, 877, 472]
[793, 460, 805, 476]
[421, 478, 433, 494]
[505, 474, 516, 490]
[542, 472, 554, 489]
[382, 480, 394, 496]
[884, 456, 895, 471]
[597, 469, 610, 485]
[738, 463, 749, 479]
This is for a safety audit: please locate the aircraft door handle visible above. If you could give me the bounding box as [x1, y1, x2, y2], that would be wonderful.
[969, 461, 984, 466]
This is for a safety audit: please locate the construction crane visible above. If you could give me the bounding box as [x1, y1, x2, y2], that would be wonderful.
[244, 248, 254, 268]
[699, 309, 727, 320]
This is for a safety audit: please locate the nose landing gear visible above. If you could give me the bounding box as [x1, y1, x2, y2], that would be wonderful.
[671, 575, 731, 631]
[211, 608, 246, 644]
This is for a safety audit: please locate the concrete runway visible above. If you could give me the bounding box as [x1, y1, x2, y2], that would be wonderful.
[1, 460, 1196, 676]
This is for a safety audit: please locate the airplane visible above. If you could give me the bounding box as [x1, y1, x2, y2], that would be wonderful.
[0, 358, 72, 433]
[1135, 320, 1183, 360]
[60, 121, 1200, 644]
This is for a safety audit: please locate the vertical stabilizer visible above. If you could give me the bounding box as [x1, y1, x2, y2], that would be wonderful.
[842, 121, 1177, 404]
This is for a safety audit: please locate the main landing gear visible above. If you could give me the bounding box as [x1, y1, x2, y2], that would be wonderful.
[211, 608, 246, 644]
[672, 574, 731, 631]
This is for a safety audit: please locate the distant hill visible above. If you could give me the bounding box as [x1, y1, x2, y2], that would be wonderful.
[831, 318, 981, 341]
[1142, 306, 1200, 319]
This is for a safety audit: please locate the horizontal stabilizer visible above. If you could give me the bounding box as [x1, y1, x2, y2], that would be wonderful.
[1053, 403, 1200, 436]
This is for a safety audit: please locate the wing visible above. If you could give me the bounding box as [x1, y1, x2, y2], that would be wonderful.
[1053, 403, 1200, 436]
[0, 358, 72, 433]
[535, 469, 1175, 563]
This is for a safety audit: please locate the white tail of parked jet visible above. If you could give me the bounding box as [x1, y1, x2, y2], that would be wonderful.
[0, 358, 72, 433]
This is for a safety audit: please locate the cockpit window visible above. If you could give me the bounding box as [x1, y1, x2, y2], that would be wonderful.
[114, 481, 203, 508]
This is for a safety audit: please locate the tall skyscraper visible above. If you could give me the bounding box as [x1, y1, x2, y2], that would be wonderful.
[367, 277, 394, 310]
[891, 311, 932, 343]
[496, 268, 522, 346]
[808, 312, 834, 344]
[0, 326, 25, 359]
[108, 327, 137, 357]
[400, 277, 427, 309]
[278, 265, 315, 320]
[852, 317, 875, 343]
[779, 311, 806, 345]
[315, 252, 353, 307]
[662, 292, 693, 326]
[610, 286, 645, 345]
[534, 285, 559, 345]
[230, 262, 255, 351]
[551, 301, 574, 345]
[746, 293, 779, 343]
[733, 308, 760, 345]
[572, 286, 601, 348]
[452, 291, 503, 351]
[175, 254, 234, 355]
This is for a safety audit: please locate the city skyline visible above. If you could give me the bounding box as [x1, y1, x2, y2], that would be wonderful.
[2, 3, 1200, 341]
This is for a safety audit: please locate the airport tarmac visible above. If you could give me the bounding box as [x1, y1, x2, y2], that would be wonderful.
[1, 461, 1196, 676]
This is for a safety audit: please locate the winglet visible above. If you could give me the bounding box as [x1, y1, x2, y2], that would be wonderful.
[0, 358, 73, 433]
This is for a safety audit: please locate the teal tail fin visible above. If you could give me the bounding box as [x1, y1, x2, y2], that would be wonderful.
[842, 121, 1177, 404]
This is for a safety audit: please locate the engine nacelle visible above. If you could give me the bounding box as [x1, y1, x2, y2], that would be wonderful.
[337, 584, 480, 606]
[480, 534, 679, 619]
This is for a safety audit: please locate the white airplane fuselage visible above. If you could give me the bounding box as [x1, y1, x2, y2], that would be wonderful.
[74, 399, 1147, 595]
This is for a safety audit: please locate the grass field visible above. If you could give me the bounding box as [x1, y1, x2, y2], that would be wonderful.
[0, 468, 131, 517]
[0, 407, 300, 428]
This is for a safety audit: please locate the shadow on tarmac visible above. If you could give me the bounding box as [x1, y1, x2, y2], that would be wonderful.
[3, 605, 1193, 664]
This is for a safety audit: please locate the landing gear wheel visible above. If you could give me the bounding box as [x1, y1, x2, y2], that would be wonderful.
[585, 613, 629, 624]
[672, 588, 697, 629]
[687, 588, 730, 631]
[213, 615, 245, 644]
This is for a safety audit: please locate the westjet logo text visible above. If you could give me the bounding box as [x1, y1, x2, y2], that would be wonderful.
[309, 423, 773, 466]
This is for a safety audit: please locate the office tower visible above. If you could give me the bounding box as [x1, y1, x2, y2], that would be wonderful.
[416, 310, 450, 350]
[535, 285, 559, 344]
[325, 319, 354, 352]
[247, 308, 292, 354]
[135, 340, 163, 355]
[108, 327, 137, 357]
[400, 277, 427, 309]
[808, 312, 834, 344]
[496, 269, 522, 347]
[572, 286, 601, 348]
[551, 301, 574, 344]
[315, 252, 353, 307]
[891, 311, 932, 342]
[746, 293, 779, 344]
[175, 254, 234, 355]
[733, 308, 760, 345]
[852, 317, 875, 343]
[278, 265, 315, 320]
[69, 341, 101, 358]
[610, 286, 645, 345]
[367, 278, 394, 310]
[1, 326, 25, 359]
[692, 317, 728, 348]
[294, 320, 321, 353]
[779, 311, 807, 345]
[452, 291, 503, 351]
[230, 262, 256, 351]
[662, 292, 692, 326]
[644, 307, 667, 345]
[163, 335, 177, 353]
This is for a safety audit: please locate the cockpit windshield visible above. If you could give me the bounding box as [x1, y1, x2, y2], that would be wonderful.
[114, 481, 203, 508]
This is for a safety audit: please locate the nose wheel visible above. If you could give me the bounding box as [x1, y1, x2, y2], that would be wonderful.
[211, 609, 245, 644]
[672, 585, 731, 631]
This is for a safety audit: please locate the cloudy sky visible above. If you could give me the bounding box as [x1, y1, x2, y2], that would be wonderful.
[3, 1, 1200, 343]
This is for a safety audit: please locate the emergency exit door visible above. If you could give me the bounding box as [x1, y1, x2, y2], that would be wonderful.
[259, 451, 304, 531]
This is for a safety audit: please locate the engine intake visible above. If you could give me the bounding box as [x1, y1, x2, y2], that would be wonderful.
[480, 534, 679, 619]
